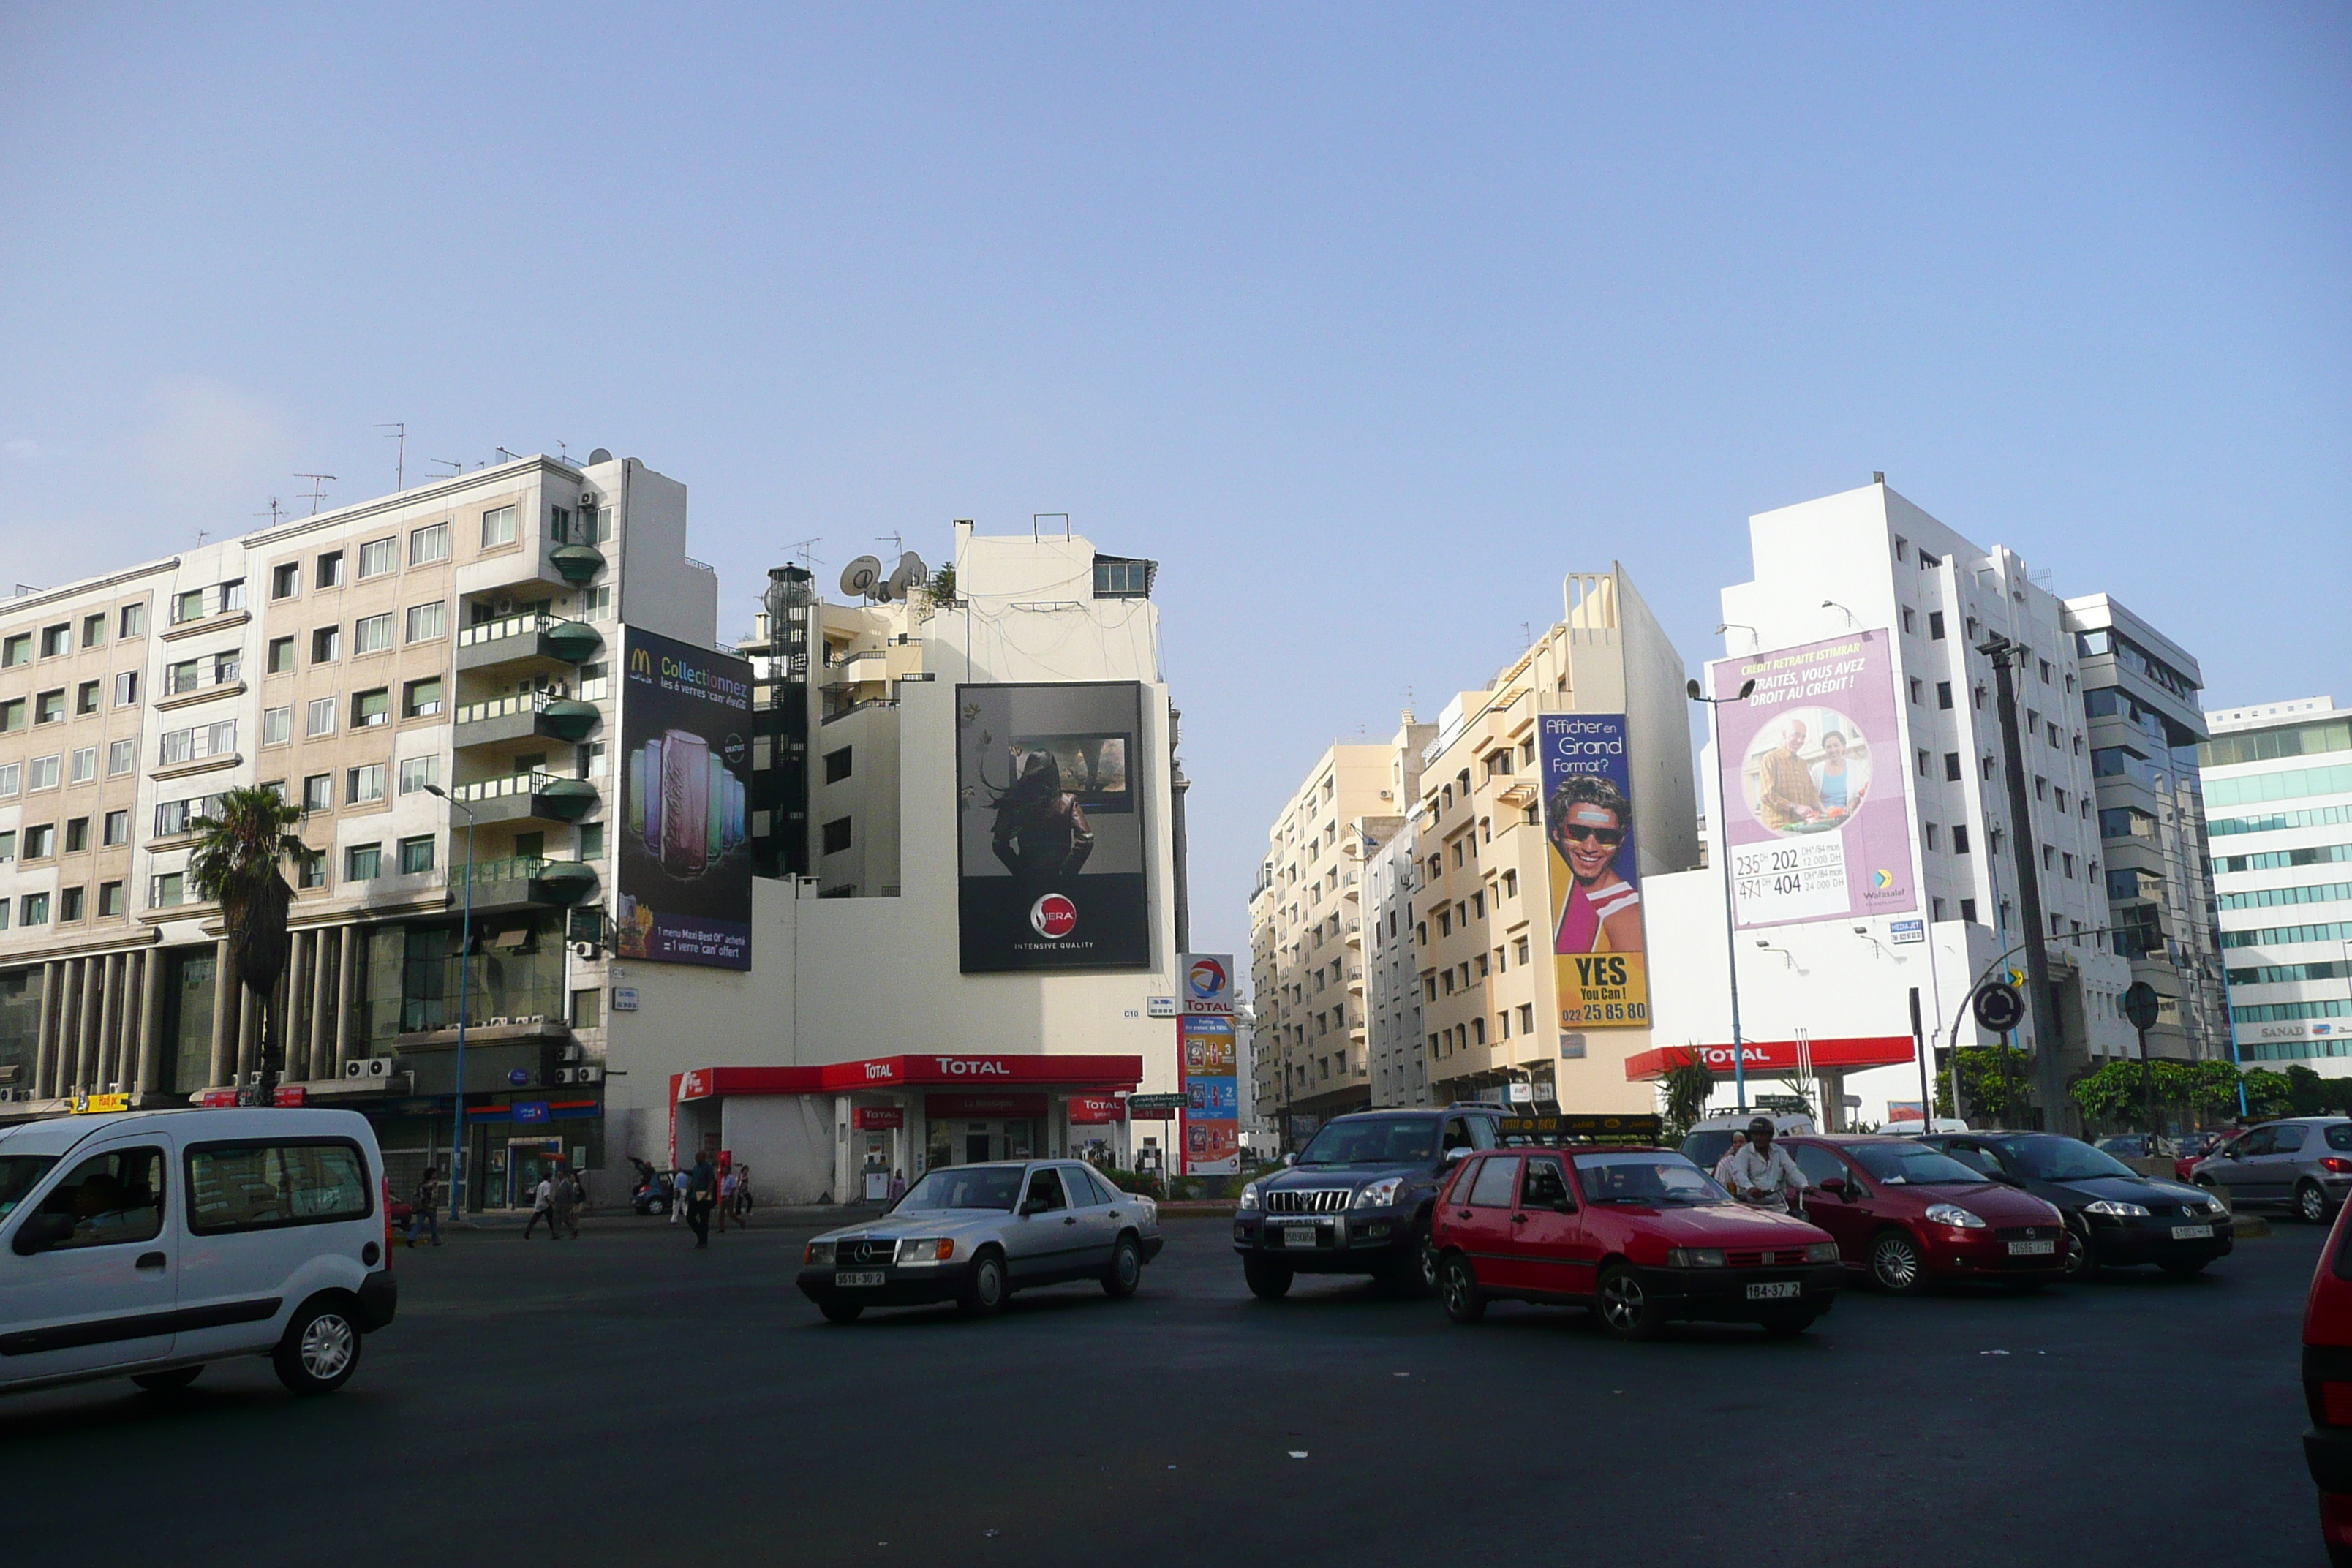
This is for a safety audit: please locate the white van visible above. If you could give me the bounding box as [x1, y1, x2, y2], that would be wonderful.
[0, 1107, 396, 1398]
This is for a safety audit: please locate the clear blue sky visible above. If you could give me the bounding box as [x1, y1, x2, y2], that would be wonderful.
[4, 6, 2345, 971]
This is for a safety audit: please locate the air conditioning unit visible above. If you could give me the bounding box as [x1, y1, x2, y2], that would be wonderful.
[486, 1017, 510, 1028]
[363, 1058, 394, 1080]
[570, 941, 599, 961]
[344, 1060, 367, 1079]
[578, 490, 597, 508]
[525, 1014, 546, 1025]
[573, 1064, 603, 1085]
[553, 1067, 577, 1085]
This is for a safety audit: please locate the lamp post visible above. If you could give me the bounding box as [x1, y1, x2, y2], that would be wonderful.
[423, 784, 475, 1223]
[1686, 674, 1757, 1113]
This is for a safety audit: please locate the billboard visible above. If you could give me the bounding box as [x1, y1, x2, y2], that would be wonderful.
[617, 627, 754, 969]
[1707, 630, 1919, 930]
[955, 682, 1151, 972]
[1539, 713, 1650, 1030]
[1177, 1005, 1239, 1176]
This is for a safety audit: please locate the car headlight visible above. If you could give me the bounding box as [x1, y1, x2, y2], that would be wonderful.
[804, 1241, 835, 1267]
[1925, 1202, 1988, 1230]
[1354, 1177, 1406, 1209]
[1804, 1243, 1839, 1264]
[1239, 1183, 1261, 1210]
[2083, 1199, 2150, 1218]
[894, 1237, 955, 1265]
[2206, 1199, 2228, 1216]
[1667, 1247, 1726, 1268]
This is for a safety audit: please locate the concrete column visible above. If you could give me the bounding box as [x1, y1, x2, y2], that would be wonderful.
[284, 931, 309, 1081]
[309, 928, 335, 1076]
[207, 938, 234, 1088]
[334, 924, 361, 1077]
[137, 950, 166, 1098]
[52, 962, 80, 1093]
[32, 960, 59, 1098]
[75, 959, 101, 1093]
[235, 984, 259, 1082]
[96, 952, 122, 1090]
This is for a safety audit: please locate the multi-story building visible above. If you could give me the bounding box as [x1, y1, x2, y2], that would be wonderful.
[1364, 814, 1430, 1108]
[2200, 696, 2352, 1072]
[1248, 717, 1431, 1144]
[2062, 595, 2228, 1062]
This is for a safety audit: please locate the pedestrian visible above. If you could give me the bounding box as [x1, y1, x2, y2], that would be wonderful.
[1719, 1117, 1809, 1213]
[717, 1165, 739, 1232]
[732, 1165, 753, 1223]
[551, 1162, 581, 1240]
[521, 1172, 559, 1239]
[668, 1168, 685, 1224]
[406, 1166, 443, 1248]
[886, 1168, 907, 1205]
[686, 1149, 717, 1248]
[1711, 1131, 1747, 1188]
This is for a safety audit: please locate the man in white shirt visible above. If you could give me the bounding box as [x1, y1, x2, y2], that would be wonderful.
[1719, 1118, 1808, 1211]
[521, 1175, 559, 1239]
[1710, 1131, 1748, 1188]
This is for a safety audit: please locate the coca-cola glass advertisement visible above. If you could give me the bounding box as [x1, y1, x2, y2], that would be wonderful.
[618, 627, 754, 969]
[955, 681, 1151, 972]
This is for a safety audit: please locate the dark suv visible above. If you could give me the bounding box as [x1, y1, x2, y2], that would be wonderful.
[1232, 1107, 1503, 1300]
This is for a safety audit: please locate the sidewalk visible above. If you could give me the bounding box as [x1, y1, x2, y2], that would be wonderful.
[448, 1203, 893, 1230]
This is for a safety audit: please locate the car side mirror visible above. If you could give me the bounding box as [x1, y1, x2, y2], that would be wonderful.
[1817, 1177, 1847, 1197]
[1282, 1153, 1297, 1167]
[2223, 1147, 2242, 1160]
[1444, 1147, 1471, 1164]
[11, 1211, 72, 1256]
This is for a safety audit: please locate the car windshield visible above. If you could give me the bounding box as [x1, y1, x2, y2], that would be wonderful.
[1299, 1117, 1436, 1166]
[1849, 1144, 1988, 1186]
[1991, 1135, 2137, 1182]
[0, 1155, 56, 1221]
[1680, 1131, 1735, 1172]
[892, 1166, 1024, 1213]
[1572, 1153, 1729, 1206]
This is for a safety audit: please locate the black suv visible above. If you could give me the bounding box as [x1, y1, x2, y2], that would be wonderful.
[1232, 1107, 1504, 1300]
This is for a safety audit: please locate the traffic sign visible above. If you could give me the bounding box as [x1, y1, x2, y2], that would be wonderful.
[1972, 981, 2026, 1033]
[1127, 1093, 1189, 1109]
[2122, 981, 2162, 1033]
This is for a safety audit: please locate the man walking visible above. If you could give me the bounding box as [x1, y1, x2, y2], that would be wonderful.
[521, 1171, 559, 1240]
[716, 1163, 739, 1233]
[685, 1149, 717, 1249]
[551, 1161, 581, 1240]
[406, 1166, 443, 1248]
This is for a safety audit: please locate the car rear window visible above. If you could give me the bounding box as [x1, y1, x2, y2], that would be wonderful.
[2330, 1126, 2352, 1153]
[186, 1139, 372, 1234]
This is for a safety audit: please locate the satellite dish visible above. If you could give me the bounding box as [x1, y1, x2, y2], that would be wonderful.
[886, 551, 927, 600]
[840, 556, 883, 598]
[587, 448, 612, 464]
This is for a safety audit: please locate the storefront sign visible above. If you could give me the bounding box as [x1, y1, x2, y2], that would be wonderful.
[1146, 995, 1179, 1019]
[1180, 954, 1232, 1014]
[1889, 918, 1926, 945]
[512, 1101, 551, 1125]
[1176, 967, 1239, 1177]
[611, 987, 640, 1011]
[197, 1089, 237, 1108]
[1622, 1035, 1915, 1080]
[1539, 712, 1650, 1030]
[852, 1107, 905, 1131]
[1067, 1093, 1127, 1123]
[271, 1085, 306, 1108]
[927, 1092, 1048, 1119]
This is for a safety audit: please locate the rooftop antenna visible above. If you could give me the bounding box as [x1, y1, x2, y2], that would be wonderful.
[427, 457, 461, 478]
[787, 538, 821, 570]
[877, 532, 904, 558]
[376, 423, 406, 490]
[557, 440, 568, 463]
[295, 473, 336, 515]
[255, 497, 287, 527]
[495, 447, 519, 463]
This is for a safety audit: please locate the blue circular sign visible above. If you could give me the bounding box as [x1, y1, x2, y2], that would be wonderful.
[508, 1068, 531, 1087]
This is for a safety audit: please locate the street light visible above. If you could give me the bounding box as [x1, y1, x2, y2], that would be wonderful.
[1686, 674, 1757, 1112]
[422, 783, 475, 1224]
[1820, 600, 1860, 629]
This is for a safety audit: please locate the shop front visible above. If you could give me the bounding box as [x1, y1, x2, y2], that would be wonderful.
[1621, 1034, 1917, 1133]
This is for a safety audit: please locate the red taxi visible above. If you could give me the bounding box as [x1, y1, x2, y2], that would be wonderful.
[2304, 1195, 2352, 1564]
[1784, 1135, 2070, 1292]
[1430, 1145, 1842, 1340]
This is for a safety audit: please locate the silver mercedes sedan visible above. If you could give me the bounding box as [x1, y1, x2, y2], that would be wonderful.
[795, 1160, 1164, 1323]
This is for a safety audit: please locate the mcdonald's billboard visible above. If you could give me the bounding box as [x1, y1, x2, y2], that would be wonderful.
[617, 626, 755, 969]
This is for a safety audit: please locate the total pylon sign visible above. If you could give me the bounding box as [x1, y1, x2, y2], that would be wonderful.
[1177, 953, 1239, 1175]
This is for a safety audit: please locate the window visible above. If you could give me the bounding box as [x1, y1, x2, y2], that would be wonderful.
[271, 561, 301, 599]
[822, 816, 853, 855]
[27, 755, 59, 791]
[305, 697, 336, 737]
[148, 872, 184, 909]
[345, 844, 381, 881]
[1959, 898, 1977, 922]
[298, 854, 326, 890]
[1942, 752, 1961, 783]
[358, 537, 397, 578]
[186, 1140, 370, 1234]
[315, 551, 344, 589]
[2062, 853, 2076, 878]
[347, 764, 387, 805]
[67, 747, 94, 785]
[260, 635, 292, 676]
[1901, 606, 1915, 633]
[28, 1147, 165, 1248]
[2039, 658, 2052, 684]
[1501, 869, 1518, 898]
[352, 688, 390, 728]
[113, 670, 139, 706]
[1923, 823, 1940, 851]
[404, 600, 447, 643]
[35, 689, 66, 723]
[20, 892, 48, 925]
[97, 881, 124, 918]
[581, 585, 612, 620]
[2042, 844, 2057, 870]
[1465, 1156, 1519, 1207]
[0, 766, 15, 799]
[59, 886, 84, 922]
[170, 589, 204, 624]
[2053, 786, 2068, 813]
[1936, 681, 1953, 710]
[157, 720, 235, 766]
[546, 504, 573, 543]
[402, 676, 442, 718]
[1916, 748, 1931, 776]
[80, 611, 106, 648]
[72, 679, 99, 716]
[824, 746, 853, 783]
[1952, 824, 1970, 855]
[572, 988, 603, 1030]
[119, 603, 145, 638]
[578, 821, 605, 860]
[397, 757, 438, 796]
[302, 774, 333, 813]
[312, 625, 339, 663]
[23, 823, 53, 859]
[106, 739, 134, 777]
[353, 614, 393, 655]
[39, 623, 69, 657]
[102, 810, 128, 846]
[0, 698, 21, 732]
[164, 657, 200, 696]
[64, 816, 89, 853]
[2034, 775, 2048, 801]
[0, 633, 26, 666]
[481, 505, 518, 548]
[410, 521, 452, 566]
[261, 706, 292, 746]
[398, 835, 436, 874]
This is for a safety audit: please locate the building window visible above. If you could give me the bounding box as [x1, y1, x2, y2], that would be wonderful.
[1923, 823, 1940, 851]
[22, 823, 53, 859]
[58, 886, 84, 924]
[102, 810, 128, 846]
[0, 698, 21, 734]
[1915, 748, 1931, 776]
[271, 562, 301, 599]
[2034, 775, 2048, 802]
[97, 881, 124, 918]
[354, 614, 393, 655]
[1936, 681, 1953, 710]
[578, 822, 605, 861]
[80, 612, 105, 648]
[305, 698, 336, 737]
[404, 600, 448, 644]
[261, 706, 292, 746]
[402, 676, 443, 719]
[1960, 898, 1978, 923]
[164, 658, 200, 696]
[315, 551, 344, 589]
[312, 625, 340, 663]
[73, 679, 99, 716]
[67, 747, 95, 785]
[261, 635, 293, 675]
[481, 505, 517, 548]
[1929, 611, 1946, 640]
[106, 739, 134, 777]
[1932, 897, 1949, 921]
[345, 843, 381, 882]
[824, 746, 853, 783]
[1901, 606, 1915, 634]
[397, 757, 438, 796]
[398, 834, 436, 875]
[0, 633, 26, 666]
[352, 688, 390, 728]
[39, 623, 69, 657]
[822, 816, 853, 855]
[1952, 824, 1970, 855]
[114, 670, 140, 706]
[358, 538, 397, 578]
[297, 854, 326, 890]
[35, 689, 65, 724]
[347, 764, 387, 805]
[27, 755, 59, 791]
[1501, 870, 1517, 898]
[2062, 853, 2076, 878]
[119, 603, 145, 638]
[147, 874, 183, 910]
[410, 521, 452, 566]
[301, 774, 332, 813]
[15, 892, 48, 927]
[1944, 752, 1961, 782]
[64, 816, 88, 852]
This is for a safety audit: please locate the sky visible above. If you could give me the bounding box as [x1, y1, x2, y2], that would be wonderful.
[2, 4, 2346, 972]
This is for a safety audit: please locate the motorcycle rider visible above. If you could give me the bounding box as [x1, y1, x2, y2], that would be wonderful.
[1719, 1117, 1809, 1213]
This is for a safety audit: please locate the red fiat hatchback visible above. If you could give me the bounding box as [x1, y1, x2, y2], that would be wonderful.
[1430, 1146, 1842, 1339]
[1784, 1136, 2070, 1293]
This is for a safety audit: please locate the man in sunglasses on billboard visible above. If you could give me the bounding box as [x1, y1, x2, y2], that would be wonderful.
[1548, 774, 1643, 957]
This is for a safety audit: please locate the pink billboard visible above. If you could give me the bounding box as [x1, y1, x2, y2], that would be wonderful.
[1707, 630, 1918, 930]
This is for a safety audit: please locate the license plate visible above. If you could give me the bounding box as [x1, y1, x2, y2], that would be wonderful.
[834, 1270, 886, 1288]
[2008, 1240, 2056, 1256]
[2171, 1224, 2213, 1241]
[1284, 1225, 1320, 1249]
[1746, 1281, 1801, 1300]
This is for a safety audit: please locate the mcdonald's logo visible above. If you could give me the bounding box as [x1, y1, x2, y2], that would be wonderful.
[630, 647, 652, 676]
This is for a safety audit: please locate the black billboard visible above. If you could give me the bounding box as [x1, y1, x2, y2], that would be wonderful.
[617, 626, 754, 970]
[955, 681, 1151, 972]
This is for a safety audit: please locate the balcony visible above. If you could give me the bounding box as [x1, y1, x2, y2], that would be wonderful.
[456, 612, 603, 675]
[458, 854, 600, 913]
[453, 690, 600, 747]
[549, 543, 606, 584]
[450, 772, 600, 826]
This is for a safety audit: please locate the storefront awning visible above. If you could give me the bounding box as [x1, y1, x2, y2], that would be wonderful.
[1623, 1036, 1916, 1082]
[675, 1052, 1145, 1103]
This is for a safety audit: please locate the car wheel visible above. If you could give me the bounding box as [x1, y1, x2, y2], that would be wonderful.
[1243, 1255, 1293, 1302]
[1439, 1256, 1485, 1324]
[819, 1300, 864, 1324]
[2063, 1218, 2100, 1281]
[272, 1297, 363, 1396]
[1868, 1230, 1929, 1295]
[1102, 1235, 1143, 1299]
[1594, 1264, 1662, 1341]
[2301, 1182, 2335, 1225]
[2160, 1259, 2209, 1278]
[1376, 1221, 1436, 1297]
[1759, 1308, 1819, 1338]
[132, 1366, 203, 1395]
[957, 1248, 1009, 1316]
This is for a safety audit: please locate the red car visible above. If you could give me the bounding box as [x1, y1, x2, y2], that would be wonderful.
[2304, 1197, 2352, 1564]
[1785, 1136, 2070, 1293]
[1430, 1145, 1842, 1340]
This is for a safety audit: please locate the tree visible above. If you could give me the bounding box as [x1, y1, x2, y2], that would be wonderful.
[2069, 1060, 2146, 1128]
[187, 787, 315, 1102]
[2288, 1064, 2351, 1117]
[1659, 1058, 1715, 1145]
[2181, 1059, 2248, 1120]
[2241, 1068, 2296, 1121]
[1938, 1045, 2031, 1125]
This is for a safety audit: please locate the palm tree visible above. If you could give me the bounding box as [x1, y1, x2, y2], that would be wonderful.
[1659, 1057, 1716, 1145]
[188, 786, 316, 1103]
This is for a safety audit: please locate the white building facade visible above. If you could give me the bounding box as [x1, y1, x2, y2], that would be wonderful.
[1362, 818, 1431, 1108]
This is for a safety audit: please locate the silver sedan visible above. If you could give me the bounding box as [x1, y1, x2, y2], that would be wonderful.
[795, 1161, 1164, 1323]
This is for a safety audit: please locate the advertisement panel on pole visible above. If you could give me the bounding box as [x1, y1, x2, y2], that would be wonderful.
[617, 627, 755, 969]
[1539, 713, 1650, 1030]
[955, 682, 1151, 973]
[1708, 630, 1919, 930]
[1177, 1011, 1239, 1175]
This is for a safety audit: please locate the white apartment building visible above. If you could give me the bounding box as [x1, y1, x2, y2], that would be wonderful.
[2201, 696, 2352, 1073]
[1363, 815, 1431, 1108]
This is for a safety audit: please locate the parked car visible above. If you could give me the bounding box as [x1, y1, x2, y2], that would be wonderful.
[0, 1107, 398, 1399]
[1232, 1105, 1507, 1300]
[1430, 1145, 1842, 1339]
[631, 1169, 678, 1216]
[2094, 1133, 2178, 1162]
[1678, 1112, 1815, 1178]
[1918, 1131, 2231, 1278]
[1784, 1135, 2068, 1293]
[796, 1161, 1161, 1323]
[2193, 1117, 2352, 1225]
[2303, 1195, 2352, 1565]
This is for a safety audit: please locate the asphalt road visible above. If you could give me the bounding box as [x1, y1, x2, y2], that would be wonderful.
[0, 1210, 2326, 1567]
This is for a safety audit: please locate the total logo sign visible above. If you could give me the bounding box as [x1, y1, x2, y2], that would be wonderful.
[930, 1057, 1014, 1078]
[1030, 893, 1078, 941]
[1181, 952, 1234, 1014]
